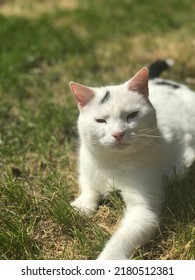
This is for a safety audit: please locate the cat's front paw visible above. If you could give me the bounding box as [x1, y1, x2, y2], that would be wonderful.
[71, 195, 97, 215]
[97, 250, 128, 260]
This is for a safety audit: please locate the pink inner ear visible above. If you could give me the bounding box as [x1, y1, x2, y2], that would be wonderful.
[69, 82, 95, 108]
[127, 67, 149, 97]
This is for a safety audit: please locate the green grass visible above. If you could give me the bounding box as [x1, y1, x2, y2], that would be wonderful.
[0, 0, 195, 259]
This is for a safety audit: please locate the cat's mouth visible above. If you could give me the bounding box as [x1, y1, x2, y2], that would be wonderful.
[99, 138, 133, 148]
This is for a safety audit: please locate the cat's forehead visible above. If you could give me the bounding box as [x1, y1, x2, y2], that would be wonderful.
[95, 85, 144, 111]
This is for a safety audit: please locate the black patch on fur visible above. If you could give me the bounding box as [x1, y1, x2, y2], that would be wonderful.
[100, 90, 110, 104]
[155, 81, 180, 89]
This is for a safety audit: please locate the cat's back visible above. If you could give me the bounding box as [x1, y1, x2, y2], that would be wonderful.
[148, 78, 195, 167]
[149, 78, 195, 134]
[149, 78, 195, 108]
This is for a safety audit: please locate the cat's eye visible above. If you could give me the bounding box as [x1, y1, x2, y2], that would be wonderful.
[95, 119, 107, 123]
[127, 111, 139, 121]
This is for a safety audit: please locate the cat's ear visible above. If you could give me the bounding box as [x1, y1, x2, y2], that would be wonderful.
[126, 67, 149, 98]
[69, 82, 95, 108]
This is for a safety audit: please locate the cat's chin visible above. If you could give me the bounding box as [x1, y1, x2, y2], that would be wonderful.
[113, 142, 130, 149]
[102, 142, 131, 150]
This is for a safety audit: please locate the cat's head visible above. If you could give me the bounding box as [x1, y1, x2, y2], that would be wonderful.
[69, 68, 157, 153]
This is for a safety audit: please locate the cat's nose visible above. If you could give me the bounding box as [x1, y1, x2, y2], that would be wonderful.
[112, 131, 125, 141]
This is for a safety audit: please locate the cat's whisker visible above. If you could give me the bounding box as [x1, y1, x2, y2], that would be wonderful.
[90, 140, 105, 152]
[136, 137, 162, 152]
[137, 128, 160, 136]
[137, 134, 162, 139]
[137, 127, 158, 133]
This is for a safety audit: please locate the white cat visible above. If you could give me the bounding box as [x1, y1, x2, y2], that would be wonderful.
[69, 62, 195, 260]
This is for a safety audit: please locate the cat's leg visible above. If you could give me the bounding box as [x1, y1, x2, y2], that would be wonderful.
[71, 190, 99, 216]
[71, 172, 101, 215]
[97, 192, 160, 260]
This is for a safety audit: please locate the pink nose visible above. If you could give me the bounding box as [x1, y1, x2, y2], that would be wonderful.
[111, 131, 125, 141]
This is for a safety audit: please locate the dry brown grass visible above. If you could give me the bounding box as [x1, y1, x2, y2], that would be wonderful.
[0, 0, 78, 18]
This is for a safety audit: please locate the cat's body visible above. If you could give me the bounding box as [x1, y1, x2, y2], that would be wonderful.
[69, 62, 195, 259]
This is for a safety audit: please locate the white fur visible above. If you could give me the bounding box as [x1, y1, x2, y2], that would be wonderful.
[70, 74, 195, 260]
